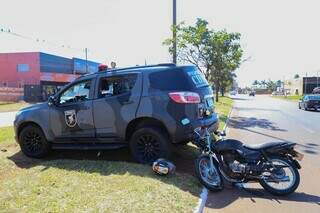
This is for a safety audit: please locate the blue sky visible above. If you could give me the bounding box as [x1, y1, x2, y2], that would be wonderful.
[1, 0, 320, 86]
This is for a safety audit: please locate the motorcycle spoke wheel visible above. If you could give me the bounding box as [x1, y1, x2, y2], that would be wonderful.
[262, 159, 296, 191]
[199, 157, 221, 187]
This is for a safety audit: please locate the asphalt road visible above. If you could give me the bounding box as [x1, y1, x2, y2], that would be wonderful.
[205, 95, 320, 213]
[0, 111, 16, 127]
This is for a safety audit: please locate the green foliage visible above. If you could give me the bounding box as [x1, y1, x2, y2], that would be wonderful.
[163, 19, 243, 101]
[294, 74, 300, 79]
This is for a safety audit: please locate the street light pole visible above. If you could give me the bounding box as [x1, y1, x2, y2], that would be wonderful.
[172, 0, 177, 64]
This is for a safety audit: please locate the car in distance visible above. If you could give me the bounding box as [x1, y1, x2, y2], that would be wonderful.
[230, 90, 237, 96]
[249, 91, 255, 96]
[14, 64, 219, 163]
[299, 94, 320, 111]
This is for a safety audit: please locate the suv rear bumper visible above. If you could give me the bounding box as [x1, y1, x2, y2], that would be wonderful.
[170, 113, 219, 144]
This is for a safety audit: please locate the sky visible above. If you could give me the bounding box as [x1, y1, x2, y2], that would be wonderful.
[1, 0, 320, 87]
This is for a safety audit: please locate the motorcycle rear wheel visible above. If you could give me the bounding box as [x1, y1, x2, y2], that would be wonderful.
[259, 157, 300, 196]
[195, 154, 223, 191]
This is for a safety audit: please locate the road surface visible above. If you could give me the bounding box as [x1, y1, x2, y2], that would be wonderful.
[0, 111, 16, 127]
[205, 95, 320, 213]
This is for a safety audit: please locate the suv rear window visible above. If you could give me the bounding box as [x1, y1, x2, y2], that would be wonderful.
[308, 95, 320, 100]
[184, 67, 209, 88]
[149, 69, 192, 91]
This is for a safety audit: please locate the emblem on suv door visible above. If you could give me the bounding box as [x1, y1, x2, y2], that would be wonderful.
[64, 110, 77, 127]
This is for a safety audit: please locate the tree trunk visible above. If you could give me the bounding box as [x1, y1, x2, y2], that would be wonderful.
[215, 87, 219, 102]
[221, 87, 225, 97]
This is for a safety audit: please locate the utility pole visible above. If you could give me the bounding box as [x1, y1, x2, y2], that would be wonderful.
[85, 48, 88, 73]
[282, 76, 287, 97]
[317, 71, 319, 88]
[304, 72, 308, 94]
[172, 0, 177, 64]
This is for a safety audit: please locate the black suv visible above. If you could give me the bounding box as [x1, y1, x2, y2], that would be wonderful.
[14, 64, 219, 163]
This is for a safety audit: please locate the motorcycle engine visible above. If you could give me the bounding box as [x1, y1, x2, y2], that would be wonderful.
[229, 160, 247, 174]
[223, 153, 247, 177]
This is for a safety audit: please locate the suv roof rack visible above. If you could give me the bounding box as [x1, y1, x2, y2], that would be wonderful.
[106, 63, 176, 73]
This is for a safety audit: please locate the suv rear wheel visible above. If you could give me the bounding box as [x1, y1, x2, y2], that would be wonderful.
[129, 127, 171, 164]
[19, 125, 50, 158]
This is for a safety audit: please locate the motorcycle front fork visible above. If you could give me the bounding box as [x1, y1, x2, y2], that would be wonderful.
[204, 129, 215, 173]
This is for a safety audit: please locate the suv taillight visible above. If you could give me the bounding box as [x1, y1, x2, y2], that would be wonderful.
[169, 92, 200, 104]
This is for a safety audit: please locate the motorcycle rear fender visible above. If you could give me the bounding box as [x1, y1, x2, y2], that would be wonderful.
[290, 159, 302, 169]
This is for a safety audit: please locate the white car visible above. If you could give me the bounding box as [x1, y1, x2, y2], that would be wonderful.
[230, 91, 237, 96]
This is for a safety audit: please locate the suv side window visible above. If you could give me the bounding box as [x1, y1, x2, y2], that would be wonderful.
[59, 80, 92, 104]
[98, 74, 137, 98]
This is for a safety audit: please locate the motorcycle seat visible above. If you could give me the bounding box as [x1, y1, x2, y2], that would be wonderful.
[244, 142, 290, 150]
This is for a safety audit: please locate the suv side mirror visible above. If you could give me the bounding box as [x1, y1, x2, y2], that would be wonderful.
[48, 96, 57, 106]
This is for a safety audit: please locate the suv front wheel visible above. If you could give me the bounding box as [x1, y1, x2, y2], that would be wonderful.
[19, 125, 50, 158]
[129, 127, 171, 164]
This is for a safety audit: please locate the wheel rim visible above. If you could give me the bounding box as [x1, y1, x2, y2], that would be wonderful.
[198, 157, 221, 187]
[262, 159, 296, 191]
[136, 134, 161, 162]
[23, 130, 43, 153]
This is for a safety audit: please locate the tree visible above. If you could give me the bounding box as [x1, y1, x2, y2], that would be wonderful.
[266, 80, 277, 91]
[253, 80, 260, 85]
[163, 19, 212, 78]
[207, 30, 243, 100]
[164, 19, 243, 102]
[294, 74, 300, 79]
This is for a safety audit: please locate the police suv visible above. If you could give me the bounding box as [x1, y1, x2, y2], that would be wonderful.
[14, 64, 219, 163]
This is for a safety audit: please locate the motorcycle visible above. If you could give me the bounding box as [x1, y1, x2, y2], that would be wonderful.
[192, 125, 304, 196]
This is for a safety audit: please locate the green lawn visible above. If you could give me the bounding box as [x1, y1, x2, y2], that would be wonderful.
[0, 126, 15, 146]
[0, 126, 201, 212]
[0, 101, 30, 113]
[272, 95, 302, 102]
[0, 156, 200, 212]
[215, 96, 234, 130]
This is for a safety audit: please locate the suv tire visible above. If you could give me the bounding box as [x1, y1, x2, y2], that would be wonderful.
[129, 127, 171, 164]
[19, 125, 50, 158]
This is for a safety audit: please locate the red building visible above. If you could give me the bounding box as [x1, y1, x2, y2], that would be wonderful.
[0, 52, 101, 101]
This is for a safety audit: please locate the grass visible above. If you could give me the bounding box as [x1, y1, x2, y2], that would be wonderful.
[0, 101, 30, 113]
[0, 126, 15, 146]
[0, 156, 201, 212]
[215, 96, 234, 130]
[0, 127, 201, 212]
[272, 95, 302, 102]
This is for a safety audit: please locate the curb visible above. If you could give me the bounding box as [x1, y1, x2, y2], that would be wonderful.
[194, 105, 234, 213]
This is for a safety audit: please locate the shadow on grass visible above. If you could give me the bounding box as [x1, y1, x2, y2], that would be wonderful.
[6, 144, 201, 196]
[206, 186, 320, 209]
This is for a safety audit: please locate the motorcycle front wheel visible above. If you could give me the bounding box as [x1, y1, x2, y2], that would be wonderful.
[259, 157, 300, 196]
[195, 154, 223, 191]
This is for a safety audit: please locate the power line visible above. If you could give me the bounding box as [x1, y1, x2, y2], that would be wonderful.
[0, 25, 86, 53]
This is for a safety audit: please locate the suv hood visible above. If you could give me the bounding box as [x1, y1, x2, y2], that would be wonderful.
[19, 102, 48, 113]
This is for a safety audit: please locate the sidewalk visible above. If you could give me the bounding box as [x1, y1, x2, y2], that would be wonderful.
[0, 111, 17, 127]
